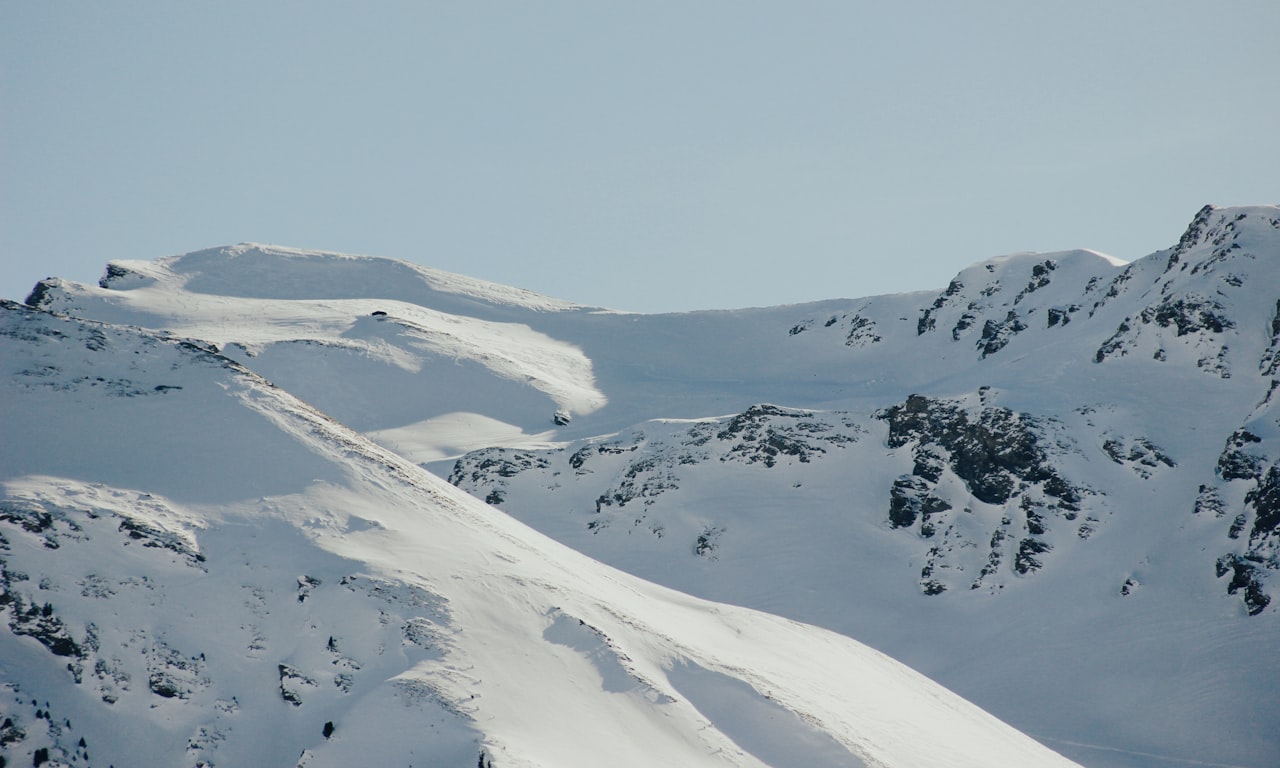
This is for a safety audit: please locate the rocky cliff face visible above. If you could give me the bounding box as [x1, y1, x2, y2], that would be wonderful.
[1202, 390, 1280, 615]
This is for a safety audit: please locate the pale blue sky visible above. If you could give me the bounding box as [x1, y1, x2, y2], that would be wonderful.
[3, 2, 1277, 312]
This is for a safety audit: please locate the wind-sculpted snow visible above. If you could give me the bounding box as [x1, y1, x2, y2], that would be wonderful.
[0, 301, 1083, 767]
[104, 243, 594, 315]
[26, 256, 609, 458]
[11, 204, 1280, 767]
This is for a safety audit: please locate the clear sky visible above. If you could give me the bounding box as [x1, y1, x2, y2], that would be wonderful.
[3, 2, 1277, 313]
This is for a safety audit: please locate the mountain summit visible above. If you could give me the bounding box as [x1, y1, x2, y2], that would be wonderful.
[8, 204, 1280, 767]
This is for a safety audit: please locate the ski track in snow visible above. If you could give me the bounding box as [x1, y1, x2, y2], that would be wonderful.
[1031, 737, 1264, 768]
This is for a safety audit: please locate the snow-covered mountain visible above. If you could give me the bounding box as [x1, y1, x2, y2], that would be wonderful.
[0, 300, 1080, 768]
[9, 203, 1279, 767]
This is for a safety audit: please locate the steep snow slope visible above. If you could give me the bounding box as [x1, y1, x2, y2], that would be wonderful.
[443, 206, 1280, 768]
[21, 204, 1280, 767]
[0, 301, 1081, 767]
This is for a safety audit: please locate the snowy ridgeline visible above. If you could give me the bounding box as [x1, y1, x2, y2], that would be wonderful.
[0, 300, 1081, 768]
[6, 204, 1280, 767]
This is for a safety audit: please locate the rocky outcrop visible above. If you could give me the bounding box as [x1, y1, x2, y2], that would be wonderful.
[715, 404, 858, 467]
[1094, 206, 1280, 379]
[876, 394, 1091, 593]
[1201, 417, 1280, 615]
[878, 394, 1081, 508]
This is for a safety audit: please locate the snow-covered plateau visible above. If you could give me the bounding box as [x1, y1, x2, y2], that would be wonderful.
[5, 204, 1279, 767]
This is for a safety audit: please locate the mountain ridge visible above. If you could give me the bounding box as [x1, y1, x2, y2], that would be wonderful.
[9, 203, 1280, 767]
[0, 299, 1083, 767]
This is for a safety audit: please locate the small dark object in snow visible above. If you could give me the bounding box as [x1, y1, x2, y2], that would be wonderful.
[371, 310, 387, 317]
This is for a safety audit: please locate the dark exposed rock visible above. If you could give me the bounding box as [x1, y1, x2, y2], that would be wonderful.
[0, 715, 25, 746]
[844, 315, 881, 347]
[7, 599, 83, 659]
[951, 311, 978, 340]
[1208, 429, 1280, 614]
[976, 311, 1028, 358]
[920, 578, 946, 596]
[1022, 497, 1048, 536]
[1014, 538, 1052, 574]
[1093, 264, 1138, 313]
[1216, 554, 1271, 616]
[1167, 204, 1216, 270]
[1012, 259, 1056, 305]
[1141, 296, 1233, 336]
[1096, 292, 1234, 374]
[1245, 465, 1280, 543]
[568, 446, 593, 470]
[716, 405, 852, 468]
[22, 280, 58, 309]
[98, 263, 135, 289]
[297, 575, 321, 603]
[565, 441, 639, 473]
[878, 395, 1074, 506]
[1217, 430, 1263, 481]
[911, 449, 946, 483]
[146, 642, 207, 700]
[1187, 210, 1252, 276]
[1262, 300, 1280, 376]
[888, 476, 951, 533]
[694, 527, 723, 558]
[1046, 306, 1077, 328]
[876, 394, 1087, 590]
[278, 664, 316, 707]
[917, 278, 964, 335]
[1102, 436, 1176, 478]
[117, 518, 206, 565]
[1094, 319, 1132, 363]
[1194, 485, 1225, 517]
[590, 449, 687, 514]
[888, 476, 924, 529]
[448, 451, 552, 489]
[0, 502, 54, 537]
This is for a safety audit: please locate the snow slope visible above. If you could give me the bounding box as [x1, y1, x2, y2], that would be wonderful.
[17, 204, 1280, 767]
[27, 244, 608, 460]
[0, 300, 1080, 767]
